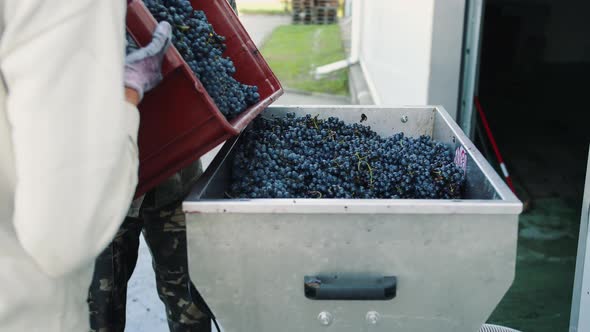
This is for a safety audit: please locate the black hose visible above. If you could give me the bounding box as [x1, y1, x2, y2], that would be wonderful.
[188, 282, 221, 332]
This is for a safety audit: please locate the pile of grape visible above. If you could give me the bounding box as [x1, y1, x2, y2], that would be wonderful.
[144, 0, 260, 119]
[230, 113, 466, 199]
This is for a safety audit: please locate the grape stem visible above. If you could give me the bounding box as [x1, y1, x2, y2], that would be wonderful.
[355, 153, 374, 187]
[308, 191, 322, 198]
[322, 130, 337, 142]
[311, 114, 320, 129]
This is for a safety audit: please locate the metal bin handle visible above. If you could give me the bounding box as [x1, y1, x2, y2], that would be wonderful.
[304, 275, 397, 301]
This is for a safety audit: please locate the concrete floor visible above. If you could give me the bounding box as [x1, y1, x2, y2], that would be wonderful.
[483, 136, 586, 332]
[237, 14, 290, 47]
[276, 90, 350, 105]
[475, 65, 589, 331]
[125, 14, 351, 332]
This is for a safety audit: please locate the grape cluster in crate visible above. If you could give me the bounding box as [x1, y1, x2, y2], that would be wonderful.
[145, 0, 260, 119]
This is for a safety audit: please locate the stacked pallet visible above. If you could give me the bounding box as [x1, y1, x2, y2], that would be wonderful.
[292, 0, 314, 24]
[292, 0, 338, 24]
[312, 5, 337, 24]
[314, 0, 338, 6]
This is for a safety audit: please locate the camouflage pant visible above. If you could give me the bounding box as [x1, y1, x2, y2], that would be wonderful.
[88, 197, 210, 332]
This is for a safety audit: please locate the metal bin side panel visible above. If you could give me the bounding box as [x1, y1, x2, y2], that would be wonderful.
[432, 107, 508, 201]
[186, 212, 518, 332]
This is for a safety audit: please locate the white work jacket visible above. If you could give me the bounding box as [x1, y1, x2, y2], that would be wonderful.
[0, 1, 139, 331]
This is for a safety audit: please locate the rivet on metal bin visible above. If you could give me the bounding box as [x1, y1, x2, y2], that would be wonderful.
[401, 115, 408, 123]
[366, 311, 381, 325]
[318, 311, 333, 326]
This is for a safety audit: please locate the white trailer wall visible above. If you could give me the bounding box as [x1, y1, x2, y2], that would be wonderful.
[358, 0, 466, 119]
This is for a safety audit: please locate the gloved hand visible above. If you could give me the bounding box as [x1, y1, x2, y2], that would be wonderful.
[124, 21, 172, 101]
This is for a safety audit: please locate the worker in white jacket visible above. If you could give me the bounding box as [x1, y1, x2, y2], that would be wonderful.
[0, 1, 171, 331]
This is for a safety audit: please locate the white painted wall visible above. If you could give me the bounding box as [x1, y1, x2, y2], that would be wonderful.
[358, 0, 466, 119]
[359, 0, 435, 106]
[428, 0, 467, 119]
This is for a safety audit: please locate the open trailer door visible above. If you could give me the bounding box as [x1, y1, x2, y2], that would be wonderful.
[570, 147, 590, 332]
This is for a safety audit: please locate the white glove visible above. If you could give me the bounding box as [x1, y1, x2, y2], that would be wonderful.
[124, 21, 172, 100]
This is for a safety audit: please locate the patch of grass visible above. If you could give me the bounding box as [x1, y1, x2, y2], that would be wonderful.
[261, 24, 349, 95]
[237, 2, 291, 15]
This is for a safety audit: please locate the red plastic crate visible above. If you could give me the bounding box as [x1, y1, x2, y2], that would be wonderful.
[126, 0, 283, 197]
